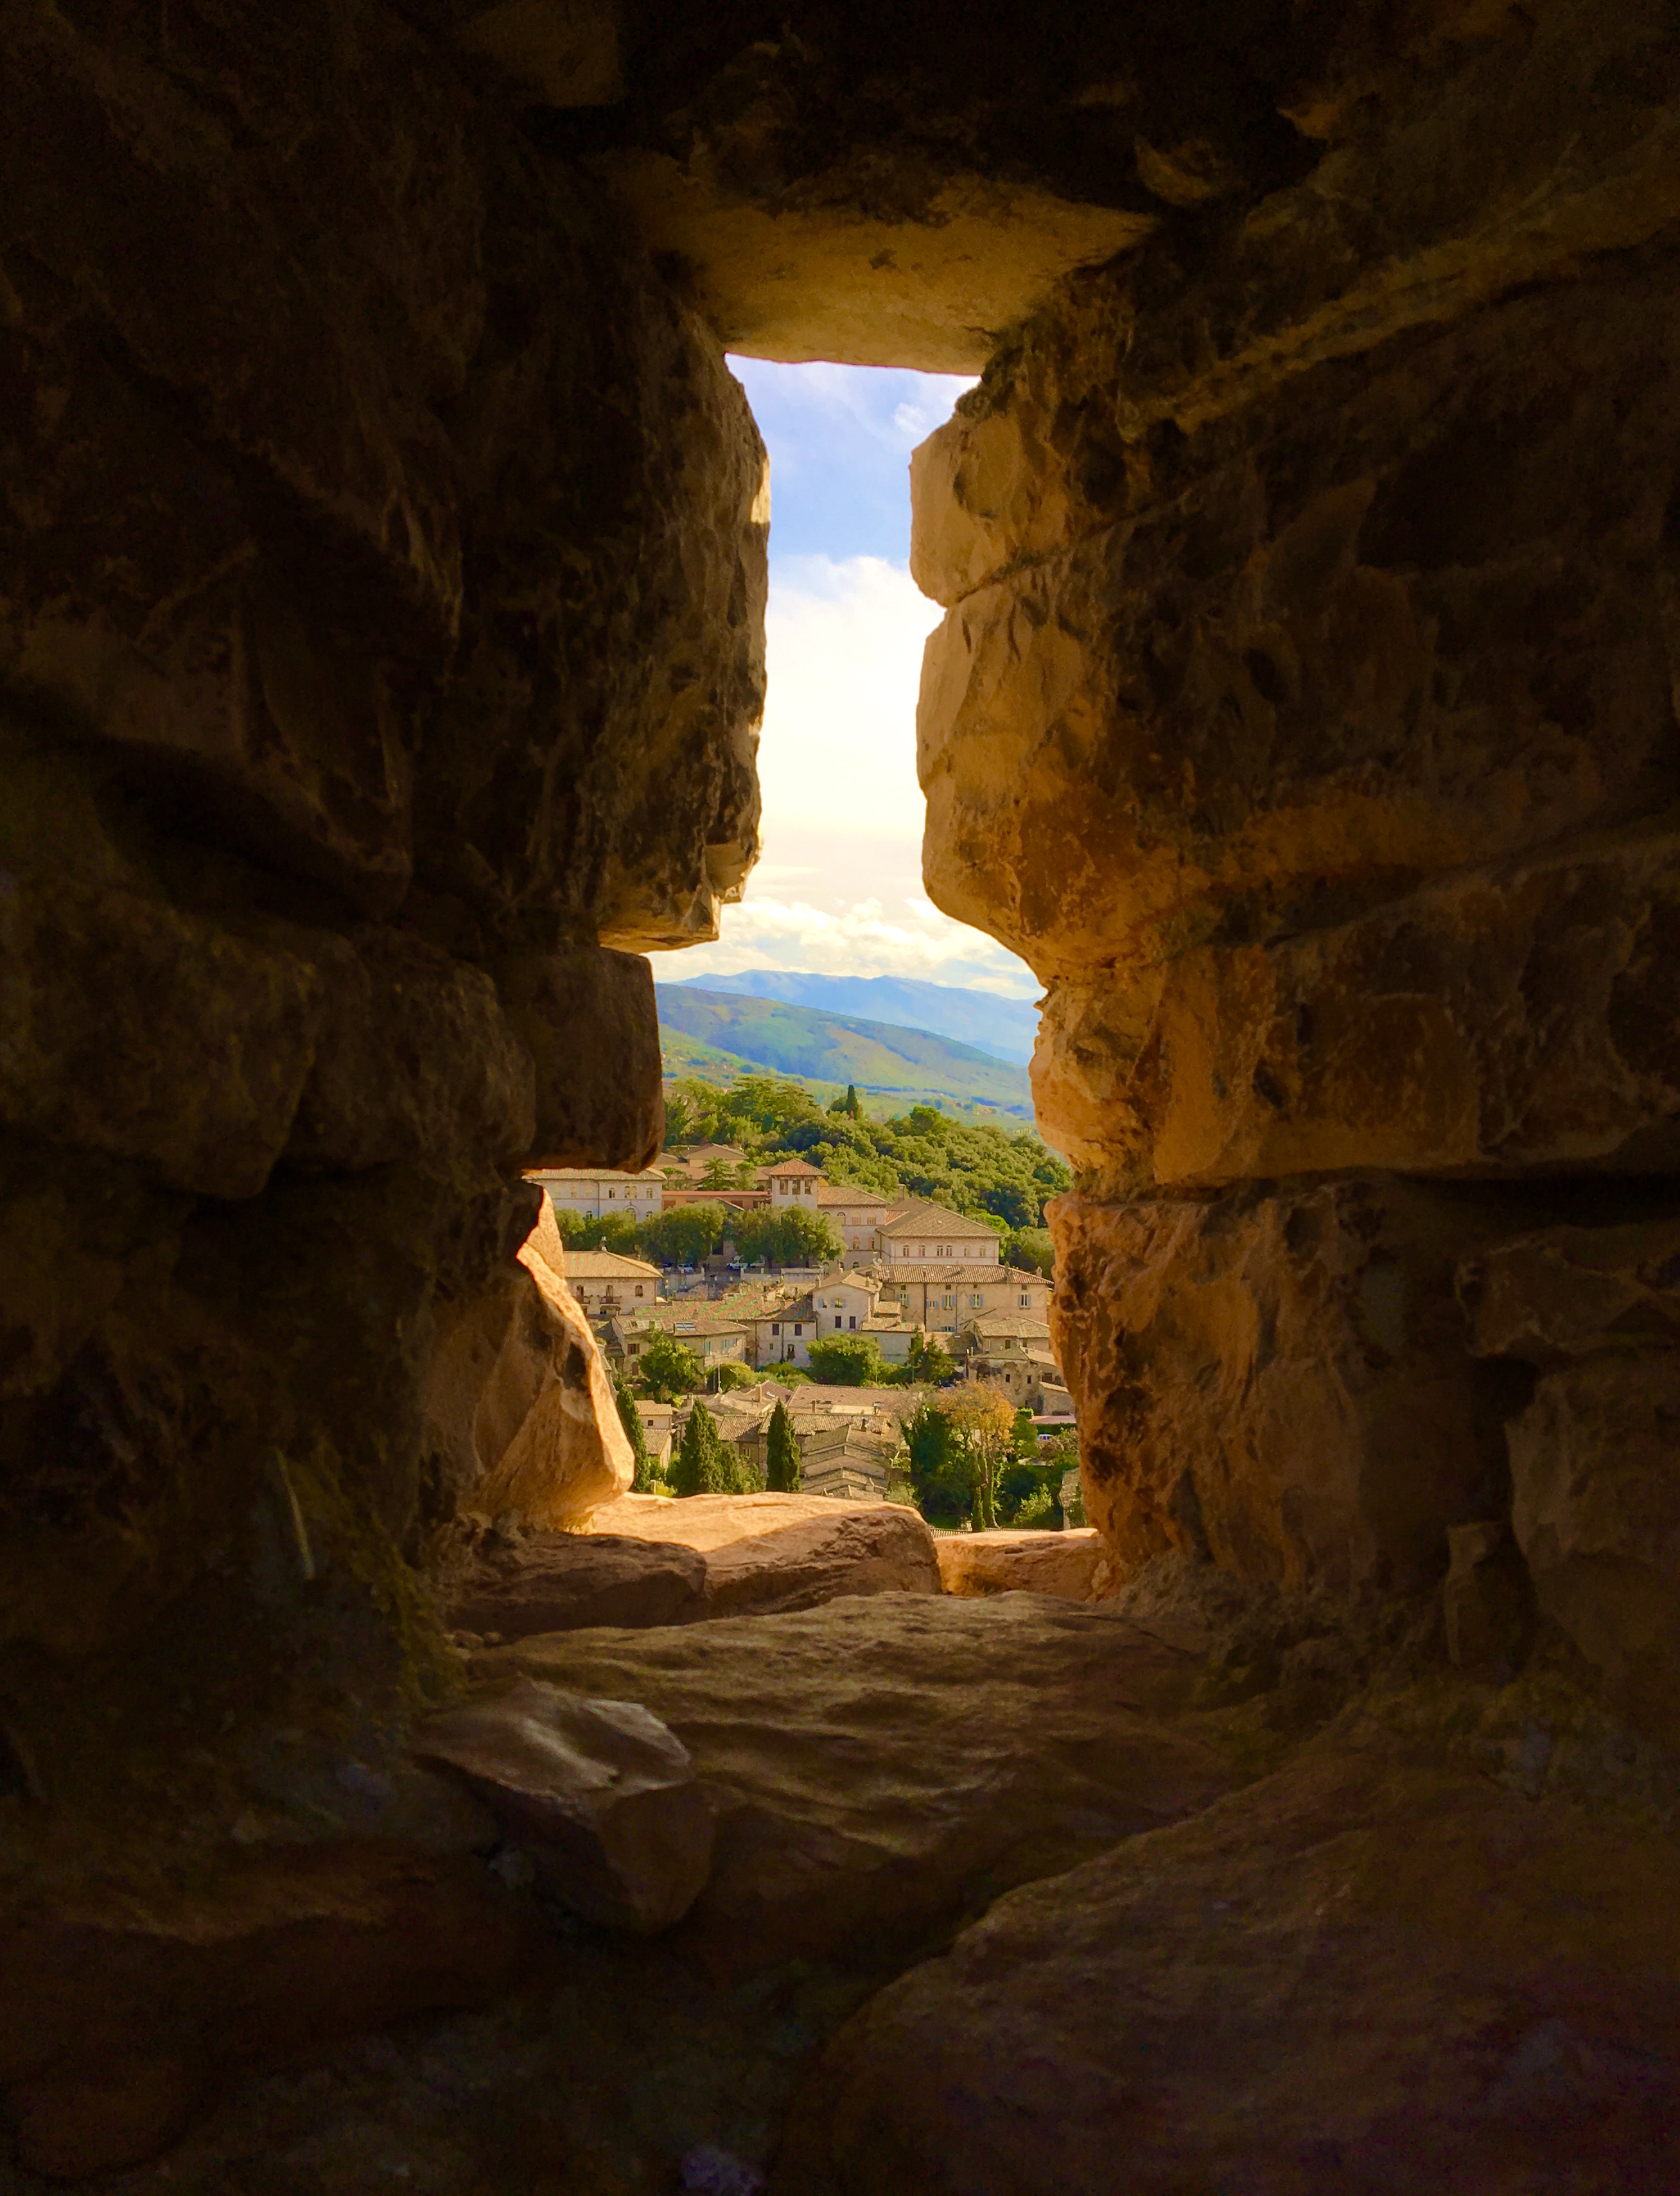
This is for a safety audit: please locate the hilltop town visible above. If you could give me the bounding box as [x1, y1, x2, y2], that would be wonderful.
[528, 1143, 1076, 1517]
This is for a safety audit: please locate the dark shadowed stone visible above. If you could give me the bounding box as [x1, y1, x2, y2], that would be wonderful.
[412, 1675, 715, 1931]
[446, 1528, 710, 1637]
[498, 945, 665, 1171]
[773, 1747, 1680, 2195]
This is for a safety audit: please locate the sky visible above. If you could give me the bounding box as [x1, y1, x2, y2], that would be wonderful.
[647, 360, 1040, 1002]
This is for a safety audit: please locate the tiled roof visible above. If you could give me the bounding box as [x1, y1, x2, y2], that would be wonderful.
[532, 1165, 664, 1183]
[965, 1309, 1054, 1338]
[561, 1250, 661, 1279]
[877, 1263, 1017, 1282]
[879, 1203, 1005, 1239]
[816, 1181, 900, 1207]
[766, 1158, 823, 1178]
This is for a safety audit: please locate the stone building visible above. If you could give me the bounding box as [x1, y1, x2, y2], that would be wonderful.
[530, 1166, 665, 1219]
[877, 1201, 1002, 1265]
[559, 1248, 662, 1316]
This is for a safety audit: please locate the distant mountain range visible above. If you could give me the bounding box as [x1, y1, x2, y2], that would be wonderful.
[654, 985, 1035, 1119]
[666, 968, 1040, 1065]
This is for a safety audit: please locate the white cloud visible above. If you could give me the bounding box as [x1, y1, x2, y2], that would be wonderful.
[649, 548, 1038, 995]
[752, 553, 939, 840]
[665, 880, 1037, 998]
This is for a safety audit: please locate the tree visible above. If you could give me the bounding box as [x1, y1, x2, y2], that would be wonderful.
[1011, 1405, 1040, 1458]
[663, 1079, 722, 1147]
[710, 1359, 757, 1392]
[1040, 1427, 1083, 1525]
[945, 1384, 1017, 1530]
[904, 1330, 956, 1386]
[1006, 1226, 1056, 1278]
[731, 1205, 841, 1269]
[716, 1076, 821, 1141]
[670, 1401, 730, 1495]
[637, 1331, 705, 1400]
[807, 1333, 890, 1387]
[613, 1374, 659, 1492]
[563, 1210, 642, 1253]
[904, 1399, 965, 1526]
[639, 1205, 726, 1268]
[764, 1400, 802, 1493]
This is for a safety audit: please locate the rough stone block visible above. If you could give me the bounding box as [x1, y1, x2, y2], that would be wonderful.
[496, 945, 663, 1171]
[935, 1528, 1108, 1602]
[425, 1241, 633, 1533]
[1050, 1179, 1528, 1592]
[1458, 1217, 1680, 1362]
[915, 264, 1680, 985]
[1508, 1351, 1680, 1746]
[1033, 830, 1680, 1185]
[412, 1675, 715, 1932]
[1442, 1521, 1533, 1679]
[0, 1843, 545, 2182]
[286, 927, 536, 1173]
[774, 1747, 1680, 2194]
[0, 862, 320, 1201]
[478, 1594, 1230, 1980]
[584, 1492, 943, 1618]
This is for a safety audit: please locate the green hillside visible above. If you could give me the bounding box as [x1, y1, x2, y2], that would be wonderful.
[658, 1027, 1031, 1128]
[656, 986, 1034, 1120]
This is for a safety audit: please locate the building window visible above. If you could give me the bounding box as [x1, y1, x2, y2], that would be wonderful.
[1020, 1293, 1029, 1307]
[834, 1316, 843, 1330]
[635, 1284, 645, 1297]
[794, 1323, 803, 1336]
[849, 1316, 857, 1330]
[771, 1323, 780, 1337]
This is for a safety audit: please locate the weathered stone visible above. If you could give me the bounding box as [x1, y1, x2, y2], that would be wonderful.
[0, 289, 418, 910]
[0, 0, 477, 631]
[774, 1745, 1680, 2195]
[0, 1843, 545, 2181]
[588, 11, 1311, 373]
[411, 1675, 714, 1931]
[480, 1593, 1230, 1980]
[1459, 1216, 1680, 1362]
[426, 1241, 633, 1533]
[1050, 1179, 1528, 1592]
[916, 212, 1680, 987]
[442, 1488, 941, 1637]
[286, 927, 535, 1173]
[1442, 1521, 1533, 1679]
[934, 1528, 1107, 1602]
[429, 0, 622, 107]
[1507, 1351, 1680, 1747]
[0, 794, 322, 1199]
[604, 154, 1152, 374]
[496, 946, 663, 1171]
[444, 1522, 711, 1639]
[1033, 831, 1680, 1184]
[426, 147, 768, 950]
[586, 1492, 943, 1617]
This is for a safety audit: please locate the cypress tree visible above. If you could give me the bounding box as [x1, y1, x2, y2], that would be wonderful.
[613, 1374, 656, 1491]
[764, 1400, 802, 1494]
[671, 1400, 728, 1496]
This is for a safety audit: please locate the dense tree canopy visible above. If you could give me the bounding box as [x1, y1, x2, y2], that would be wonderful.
[658, 1077, 1069, 1239]
[613, 1374, 658, 1491]
[670, 1400, 729, 1495]
[805, 1333, 891, 1386]
[636, 1331, 705, 1399]
[764, 1400, 801, 1493]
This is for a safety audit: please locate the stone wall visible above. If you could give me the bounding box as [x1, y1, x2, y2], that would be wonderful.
[911, 0, 1680, 1717]
[0, 0, 765, 1821]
